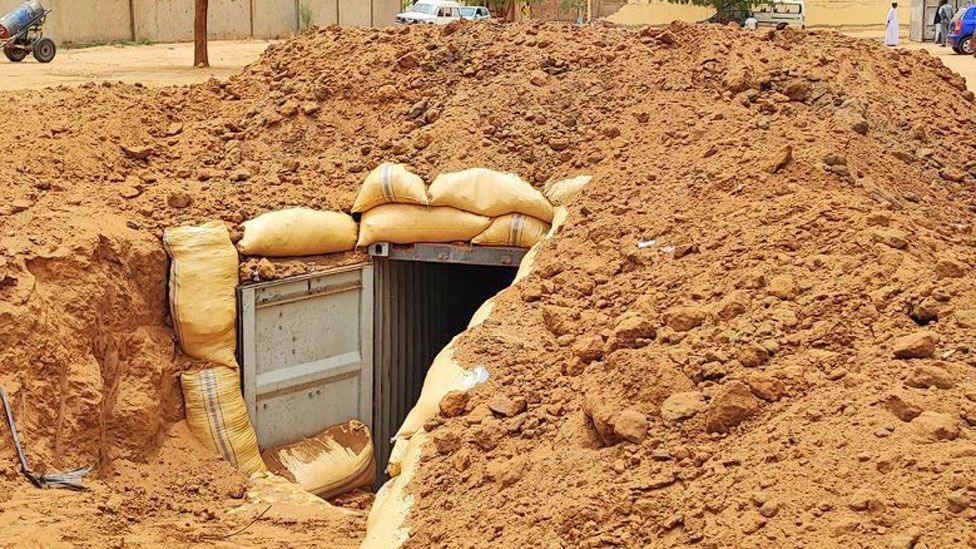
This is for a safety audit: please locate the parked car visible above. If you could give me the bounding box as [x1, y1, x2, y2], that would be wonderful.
[459, 6, 491, 21]
[396, 0, 463, 25]
[706, 1, 805, 30]
[949, 6, 976, 55]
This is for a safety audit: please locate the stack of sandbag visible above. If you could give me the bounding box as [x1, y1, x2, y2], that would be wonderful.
[430, 168, 554, 249]
[163, 221, 239, 368]
[237, 207, 357, 257]
[261, 420, 375, 499]
[181, 367, 267, 475]
[354, 163, 494, 248]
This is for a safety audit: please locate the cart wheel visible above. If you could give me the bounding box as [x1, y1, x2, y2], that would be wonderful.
[4, 46, 28, 62]
[32, 38, 55, 63]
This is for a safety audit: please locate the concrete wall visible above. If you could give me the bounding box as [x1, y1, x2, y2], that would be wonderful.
[602, 0, 912, 28]
[2, 0, 398, 46]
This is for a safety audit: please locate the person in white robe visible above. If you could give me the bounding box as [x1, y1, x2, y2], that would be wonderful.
[886, 3, 900, 47]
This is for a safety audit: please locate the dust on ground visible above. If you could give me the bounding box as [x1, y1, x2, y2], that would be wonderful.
[0, 40, 269, 90]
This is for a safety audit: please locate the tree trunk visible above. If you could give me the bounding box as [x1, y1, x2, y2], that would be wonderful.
[194, 0, 209, 68]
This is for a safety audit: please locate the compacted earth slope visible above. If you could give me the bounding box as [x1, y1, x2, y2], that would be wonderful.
[0, 20, 974, 547]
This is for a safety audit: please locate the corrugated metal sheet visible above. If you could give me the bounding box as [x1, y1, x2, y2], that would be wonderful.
[372, 259, 516, 480]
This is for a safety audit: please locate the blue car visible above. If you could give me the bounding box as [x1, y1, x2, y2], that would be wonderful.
[948, 6, 976, 55]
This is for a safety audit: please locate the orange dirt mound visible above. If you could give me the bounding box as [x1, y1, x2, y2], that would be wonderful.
[1, 19, 975, 547]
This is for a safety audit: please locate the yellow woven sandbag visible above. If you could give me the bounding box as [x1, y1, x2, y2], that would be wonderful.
[262, 420, 375, 499]
[512, 207, 570, 284]
[544, 175, 591, 206]
[163, 221, 239, 369]
[362, 430, 427, 549]
[472, 213, 550, 248]
[467, 298, 495, 329]
[238, 208, 357, 257]
[428, 168, 554, 222]
[352, 163, 429, 213]
[181, 367, 266, 475]
[395, 338, 488, 438]
[356, 205, 491, 248]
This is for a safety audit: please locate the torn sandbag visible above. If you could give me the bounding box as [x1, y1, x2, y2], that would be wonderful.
[395, 339, 489, 438]
[386, 435, 411, 478]
[361, 430, 428, 549]
[472, 213, 550, 248]
[356, 204, 491, 248]
[237, 208, 357, 257]
[163, 221, 239, 368]
[428, 168, 554, 222]
[544, 175, 591, 206]
[181, 367, 266, 475]
[262, 420, 375, 499]
[353, 163, 429, 213]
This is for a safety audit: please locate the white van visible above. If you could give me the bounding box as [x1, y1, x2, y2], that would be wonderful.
[752, 1, 805, 29]
[396, 0, 464, 25]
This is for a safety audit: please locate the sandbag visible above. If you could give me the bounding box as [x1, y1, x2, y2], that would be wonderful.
[356, 205, 491, 248]
[544, 175, 591, 206]
[361, 430, 427, 549]
[238, 208, 357, 257]
[467, 298, 495, 329]
[472, 213, 550, 248]
[428, 168, 554, 222]
[262, 420, 375, 499]
[181, 367, 266, 475]
[163, 221, 239, 368]
[395, 338, 489, 438]
[353, 163, 429, 213]
[512, 207, 568, 284]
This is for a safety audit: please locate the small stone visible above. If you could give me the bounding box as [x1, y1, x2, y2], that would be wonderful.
[767, 275, 799, 300]
[848, 489, 884, 512]
[823, 152, 847, 166]
[431, 431, 461, 455]
[167, 190, 192, 209]
[766, 145, 793, 174]
[939, 166, 966, 183]
[572, 334, 604, 364]
[119, 185, 141, 199]
[737, 344, 769, 368]
[548, 136, 569, 151]
[911, 411, 959, 442]
[612, 409, 648, 444]
[255, 259, 276, 280]
[439, 390, 469, 418]
[705, 381, 761, 434]
[947, 491, 970, 513]
[166, 122, 183, 136]
[529, 69, 550, 86]
[758, 499, 781, 518]
[746, 373, 784, 402]
[666, 305, 706, 332]
[885, 391, 922, 422]
[905, 364, 954, 389]
[887, 529, 920, 549]
[231, 168, 251, 182]
[121, 144, 153, 160]
[871, 228, 908, 250]
[660, 391, 706, 422]
[934, 259, 965, 279]
[892, 332, 936, 359]
[606, 314, 655, 352]
[487, 395, 526, 418]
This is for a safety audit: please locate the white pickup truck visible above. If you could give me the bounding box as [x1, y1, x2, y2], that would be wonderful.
[396, 0, 465, 25]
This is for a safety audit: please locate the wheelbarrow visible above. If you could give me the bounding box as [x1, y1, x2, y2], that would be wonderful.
[0, 1, 55, 63]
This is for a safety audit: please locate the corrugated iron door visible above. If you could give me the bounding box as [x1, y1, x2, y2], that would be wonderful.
[238, 264, 373, 449]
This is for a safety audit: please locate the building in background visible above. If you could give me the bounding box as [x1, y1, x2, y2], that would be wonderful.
[6, 0, 401, 46]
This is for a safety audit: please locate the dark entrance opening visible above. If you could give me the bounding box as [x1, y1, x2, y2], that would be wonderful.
[369, 243, 523, 477]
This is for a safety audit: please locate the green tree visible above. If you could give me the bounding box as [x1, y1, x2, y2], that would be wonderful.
[665, 0, 759, 21]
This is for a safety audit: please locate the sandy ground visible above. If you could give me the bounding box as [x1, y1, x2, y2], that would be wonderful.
[0, 40, 270, 90]
[846, 29, 976, 93]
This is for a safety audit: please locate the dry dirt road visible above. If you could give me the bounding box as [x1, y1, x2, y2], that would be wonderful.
[0, 39, 270, 90]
